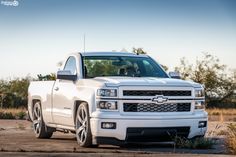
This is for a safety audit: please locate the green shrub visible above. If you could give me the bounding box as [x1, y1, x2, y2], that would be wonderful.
[174, 136, 215, 149]
[0, 109, 27, 119]
[0, 111, 15, 119]
[16, 111, 26, 119]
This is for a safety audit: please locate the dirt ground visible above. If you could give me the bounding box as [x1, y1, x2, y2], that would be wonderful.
[0, 120, 233, 156]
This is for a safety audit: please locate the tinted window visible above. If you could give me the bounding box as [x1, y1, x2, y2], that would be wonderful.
[142, 60, 156, 76]
[83, 56, 168, 78]
[64, 56, 77, 74]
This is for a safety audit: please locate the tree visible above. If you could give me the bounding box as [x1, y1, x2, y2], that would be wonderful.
[37, 73, 56, 81]
[132, 47, 168, 71]
[160, 64, 168, 71]
[0, 76, 32, 108]
[175, 53, 236, 107]
[0, 80, 9, 108]
[132, 47, 147, 55]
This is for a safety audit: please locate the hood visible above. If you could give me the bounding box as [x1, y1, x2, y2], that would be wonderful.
[93, 77, 202, 88]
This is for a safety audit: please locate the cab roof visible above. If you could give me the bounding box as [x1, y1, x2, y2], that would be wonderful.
[79, 52, 148, 57]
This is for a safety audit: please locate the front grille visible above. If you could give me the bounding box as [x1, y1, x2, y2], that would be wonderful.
[123, 90, 191, 96]
[126, 127, 190, 142]
[123, 103, 191, 112]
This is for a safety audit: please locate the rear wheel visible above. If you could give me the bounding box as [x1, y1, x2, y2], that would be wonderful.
[32, 101, 53, 138]
[76, 102, 92, 147]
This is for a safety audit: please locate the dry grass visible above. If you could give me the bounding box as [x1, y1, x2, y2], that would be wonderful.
[0, 108, 26, 114]
[0, 108, 27, 119]
[225, 123, 236, 154]
[206, 108, 236, 116]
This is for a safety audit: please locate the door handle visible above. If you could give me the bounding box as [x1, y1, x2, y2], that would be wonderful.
[54, 87, 59, 91]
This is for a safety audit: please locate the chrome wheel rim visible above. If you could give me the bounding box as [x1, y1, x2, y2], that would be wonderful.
[76, 105, 87, 144]
[33, 103, 41, 135]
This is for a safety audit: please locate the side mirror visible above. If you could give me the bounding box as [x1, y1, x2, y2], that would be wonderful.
[169, 72, 181, 79]
[57, 70, 77, 81]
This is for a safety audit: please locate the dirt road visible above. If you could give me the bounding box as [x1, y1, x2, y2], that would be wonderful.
[0, 152, 232, 157]
[0, 120, 231, 156]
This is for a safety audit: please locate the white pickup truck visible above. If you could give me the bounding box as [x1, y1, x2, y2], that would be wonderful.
[28, 52, 207, 147]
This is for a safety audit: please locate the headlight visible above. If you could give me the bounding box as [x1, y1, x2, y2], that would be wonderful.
[97, 101, 117, 110]
[195, 88, 205, 97]
[195, 101, 205, 110]
[97, 89, 117, 97]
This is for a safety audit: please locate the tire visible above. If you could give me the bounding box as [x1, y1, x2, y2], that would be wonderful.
[76, 102, 92, 147]
[32, 101, 53, 138]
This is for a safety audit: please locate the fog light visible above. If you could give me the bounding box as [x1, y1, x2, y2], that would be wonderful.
[198, 121, 207, 128]
[97, 101, 117, 110]
[101, 122, 116, 129]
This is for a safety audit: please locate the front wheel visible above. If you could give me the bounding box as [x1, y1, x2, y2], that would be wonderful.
[32, 101, 53, 138]
[76, 102, 92, 147]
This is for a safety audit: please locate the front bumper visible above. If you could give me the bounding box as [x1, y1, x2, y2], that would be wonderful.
[90, 114, 208, 144]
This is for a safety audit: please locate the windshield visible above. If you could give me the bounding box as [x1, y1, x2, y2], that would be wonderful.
[83, 56, 168, 78]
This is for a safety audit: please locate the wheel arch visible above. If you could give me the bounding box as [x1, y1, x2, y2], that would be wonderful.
[73, 100, 89, 125]
[28, 97, 42, 121]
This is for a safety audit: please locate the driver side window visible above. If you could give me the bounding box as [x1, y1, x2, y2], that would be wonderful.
[64, 56, 77, 75]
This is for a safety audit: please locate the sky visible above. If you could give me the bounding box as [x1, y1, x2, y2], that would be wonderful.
[0, 0, 236, 78]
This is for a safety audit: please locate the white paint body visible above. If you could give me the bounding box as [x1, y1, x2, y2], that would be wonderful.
[28, 52, 207, 142]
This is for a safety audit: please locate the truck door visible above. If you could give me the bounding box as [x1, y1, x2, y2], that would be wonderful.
[52, 56, 78, 127]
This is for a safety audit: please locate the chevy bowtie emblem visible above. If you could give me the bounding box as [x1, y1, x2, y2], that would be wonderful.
[152, 95, 168, 104]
